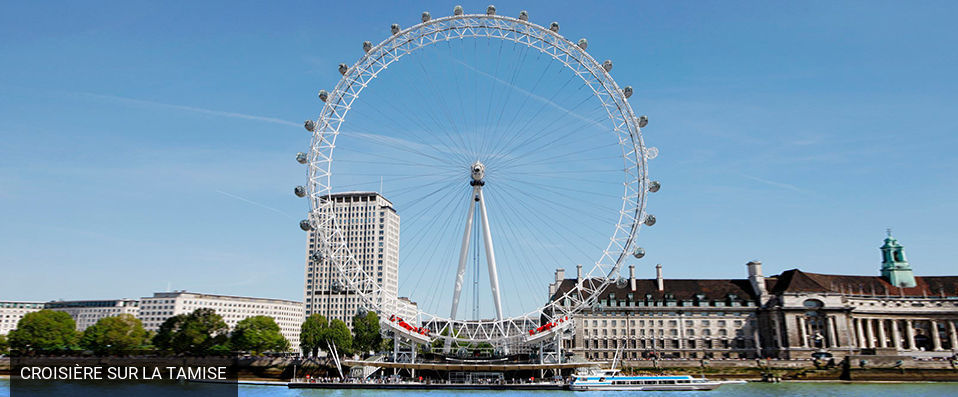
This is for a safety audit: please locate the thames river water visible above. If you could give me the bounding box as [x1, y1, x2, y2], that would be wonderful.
[3, 379, 958, 396]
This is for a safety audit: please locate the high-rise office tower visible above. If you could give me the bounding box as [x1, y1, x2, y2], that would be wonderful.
[303, 192, 413, 328]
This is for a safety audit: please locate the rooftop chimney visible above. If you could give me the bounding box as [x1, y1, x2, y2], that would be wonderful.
[629, 265, 636, 291]
[655, 264, 664, 291]
[747, 260, 768, 303]
[576, 264, 583, 287]
[549, 268, 565, 297]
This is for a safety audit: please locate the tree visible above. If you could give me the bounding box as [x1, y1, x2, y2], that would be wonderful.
[430, 327, 450, 353]
[351, 311, 381, 356]
[326, 319, 352, 356]
[230, 316, 289, 355]
[80, 314, 149, 355]
[153, 314, 187, 351]
[473, 342, 493, 356]
[0, 334, 8, 355]
[152, 309, 228, 355]
[8, 310, 79, 352]
[379, 338, 393, 353]
[173, 308, 229, 355]
[300, 314, 328, 357]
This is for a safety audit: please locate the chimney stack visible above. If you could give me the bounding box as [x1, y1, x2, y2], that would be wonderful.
[576, 264, 583, 287]
[747, 260, 767, 302]
[629, 265, 636, 291]
[655, 264, 664, 291]
[549, 268, 566, 297]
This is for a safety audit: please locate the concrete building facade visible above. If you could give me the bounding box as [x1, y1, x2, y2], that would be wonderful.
[304, 192, 417, 328]
[139, 291, 304, 352]
[0, 301, 44, 335]
[46, 299, 140, 331]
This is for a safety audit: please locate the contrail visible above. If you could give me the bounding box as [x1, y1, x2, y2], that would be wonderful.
[453, 59, 605, 129]
[740, 173, 807, 193]
[74, 92, 300, 127]
[215, 190, 295, 219]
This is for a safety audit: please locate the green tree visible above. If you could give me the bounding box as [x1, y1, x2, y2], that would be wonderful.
[8, 310, 79, 352]
[380, 338, 393, 352]
[0, 334, 9, 355]
[473, 342, 493, 356]
[300, 314, 328, 357]
[173, 308, 229, 355]
[80, 314, 149, 355]
[230, 316, 289, 355]
[143, 330, 156, 349]
[351, 311, 381, 356]
[153, 314, 187, 351]
[430, 327, 456, 353]
[326, 319, 352, 356]
[152, 309, 228, 355]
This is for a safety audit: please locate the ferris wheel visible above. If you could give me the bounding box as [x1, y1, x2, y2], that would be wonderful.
[296, 5, 659, 350]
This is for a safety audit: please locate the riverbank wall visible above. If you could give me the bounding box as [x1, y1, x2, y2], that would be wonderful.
[620, 356, 958, 381]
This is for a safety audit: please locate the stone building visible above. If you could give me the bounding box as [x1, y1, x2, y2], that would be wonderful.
[548, 233, 958, 361]
[759, 232, 957, 359]
[549, 264, 764, 361]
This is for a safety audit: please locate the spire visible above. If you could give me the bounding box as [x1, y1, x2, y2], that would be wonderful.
[880, 229, 916, 288]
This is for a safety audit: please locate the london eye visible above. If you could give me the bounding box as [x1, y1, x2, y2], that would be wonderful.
[295, 5, 659, 354]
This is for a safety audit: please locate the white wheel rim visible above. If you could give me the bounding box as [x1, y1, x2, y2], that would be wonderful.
[305, 13, 650, 345]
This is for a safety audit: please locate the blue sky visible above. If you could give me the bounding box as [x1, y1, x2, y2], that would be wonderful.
[1, 1, 956, 312]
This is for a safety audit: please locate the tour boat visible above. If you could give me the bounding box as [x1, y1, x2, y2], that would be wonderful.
[569, 348, 722, 391]
[569, 371, 723, 391]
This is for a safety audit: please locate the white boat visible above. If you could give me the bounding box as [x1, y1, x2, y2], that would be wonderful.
[569, 370, 723, 391]
[569, 347, 722, 391]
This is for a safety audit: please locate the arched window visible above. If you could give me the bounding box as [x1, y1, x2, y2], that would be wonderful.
[802, 299, 826, 348]
[803, 299, 824, 309]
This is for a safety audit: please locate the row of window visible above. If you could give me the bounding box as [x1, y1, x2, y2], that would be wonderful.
[0, 303, 44, 309]
[584, 351, 749, 360]
[584, 328, 745, 337]
[583, 338, 751, 350]
[587, 319, 746, 328]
